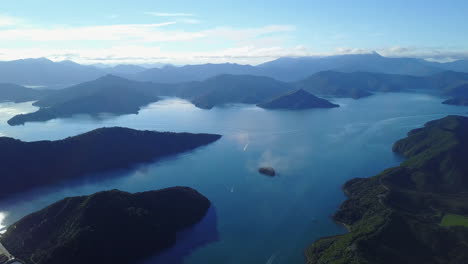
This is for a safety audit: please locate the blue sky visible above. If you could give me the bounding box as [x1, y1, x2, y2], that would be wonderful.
[1, 0, 467, 64]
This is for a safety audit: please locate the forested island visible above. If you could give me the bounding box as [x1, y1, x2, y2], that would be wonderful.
[0, 127, 221, 199]
[306, 115, 468, 264]
[0, 187, 211, 264]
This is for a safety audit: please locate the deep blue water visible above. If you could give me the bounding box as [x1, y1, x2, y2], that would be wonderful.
[0, 93, 467, 264]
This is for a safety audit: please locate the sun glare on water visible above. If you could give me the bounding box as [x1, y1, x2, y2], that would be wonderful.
[0, 212, 7, 233]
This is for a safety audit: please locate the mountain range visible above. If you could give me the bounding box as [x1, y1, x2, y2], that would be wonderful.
[6, 69, 468, 125]
[2, 53, 468, 88]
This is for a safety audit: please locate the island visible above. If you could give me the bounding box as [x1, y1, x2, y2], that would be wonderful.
[0, 187, 211, 264]
[258, 167, 276, 176]
[257, 89, 339, 109]
[306, 115, 468, 264]
[0, 127, 221, 199]
[7, 75, 165, 126]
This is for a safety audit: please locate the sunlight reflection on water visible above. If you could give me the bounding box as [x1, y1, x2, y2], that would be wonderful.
[0, 212, 7, 233]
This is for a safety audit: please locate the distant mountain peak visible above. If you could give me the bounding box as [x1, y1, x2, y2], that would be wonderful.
[58, 60, 80, 66]
[16, 57, 54, 64]
[97, 74, 129, 82]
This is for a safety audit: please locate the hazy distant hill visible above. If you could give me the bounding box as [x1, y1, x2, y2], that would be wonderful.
[258, 53, 443, 81]
[430, 59, 468, 73]
[7, 75, 169, 125]
[7, 74, 294, 123]
[0, 58, 104, 88]
[132, 63, 263, 83]
[257, 89, 339, 109]
[180, 74, 293, 109]
[0, 83, 52, 103]
[295, 70, 468, 99]
[1, 55, 468, 88]
[101, 64, 148, 75]
[126, 53, 468, 83]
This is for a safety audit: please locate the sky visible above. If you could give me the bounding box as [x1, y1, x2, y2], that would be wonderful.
[0, 0, 468, 65]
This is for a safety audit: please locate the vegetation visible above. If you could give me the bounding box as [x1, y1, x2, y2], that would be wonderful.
[0, 58, 103, 88]
[0, 187, 211, 264]
[257, 89, 339, 109]
[0, 127, 221, 199]
[441, 214, 468, 227]
[306, 115, 468, 264]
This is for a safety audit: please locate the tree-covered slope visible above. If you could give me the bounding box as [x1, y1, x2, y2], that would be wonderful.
[1, 187, 211, 264]
[306, 115, 468, 264]
[0, 127, 221, 199]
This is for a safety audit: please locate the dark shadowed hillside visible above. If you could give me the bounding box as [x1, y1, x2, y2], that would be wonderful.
[0, 58, 104, 88]
[0, 127, 221, 198]
[1, 187, 211, 264]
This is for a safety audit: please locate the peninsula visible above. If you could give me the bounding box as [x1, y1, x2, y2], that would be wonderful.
[0, 187, 211, 264]
[306, 115, 468, 264]
[0, 127, 221, 199]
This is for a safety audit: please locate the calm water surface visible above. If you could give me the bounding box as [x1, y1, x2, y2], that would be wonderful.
[0, 93, 466, 264]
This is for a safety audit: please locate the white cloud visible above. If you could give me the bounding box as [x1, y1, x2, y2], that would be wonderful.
[334, 46, 468, 62]
[0, 23, 294, 44]
[0, 14, 21, 27]
[177, 18, 201, 24]
[145, 12, 194, 17]
[0, 22, 183, 41]
[0, 44, 314, 65]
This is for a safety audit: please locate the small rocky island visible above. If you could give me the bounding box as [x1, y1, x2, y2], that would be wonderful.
[258, 167, 276, 176]
[306, 115, 468, 264]
[0, 127, 221, 199]
[0, 187, 211, 264]
[257, 89, 339, 110]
